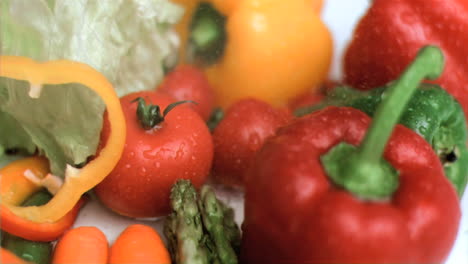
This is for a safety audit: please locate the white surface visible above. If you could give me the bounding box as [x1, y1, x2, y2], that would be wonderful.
[323, 0, 371, 80]
[1, 0, 466, 263]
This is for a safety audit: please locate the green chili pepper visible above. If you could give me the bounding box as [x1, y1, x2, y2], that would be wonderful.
[1, 189, 53, 264]
[295, 83, 468, 197]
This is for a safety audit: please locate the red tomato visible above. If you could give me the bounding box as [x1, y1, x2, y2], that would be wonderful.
[95, 91, 213, 218]
[212, 98, 291, 188]
[157, 65, 215, 121]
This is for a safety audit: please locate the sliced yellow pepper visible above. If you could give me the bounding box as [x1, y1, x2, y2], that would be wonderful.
[174, 0, 333, 108]
[0, 157, 49, 205]
[0, 56, 126, 223]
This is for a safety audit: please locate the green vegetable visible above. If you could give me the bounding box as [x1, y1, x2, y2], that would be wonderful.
[164, 180, 240, 264]
[1, 189, 53, 264]
[0, 110, 34, 157]
[296, 83, 468, 196]
[0, 79, 105, 176]
[164, 180, 210, 264]
[206, 107, 224, 132]
[0, 0, 183, 176]
[198, 186, 240, 264]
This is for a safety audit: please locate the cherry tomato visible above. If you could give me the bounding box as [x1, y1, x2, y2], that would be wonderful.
[95, 91, 213, 218]
[211, 98, 291, 188]
[157, 65, 215, 121]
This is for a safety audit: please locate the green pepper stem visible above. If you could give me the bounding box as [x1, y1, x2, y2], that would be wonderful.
[191, 16, 220, 51]
[321, 46, 444, 200]
[188, 2, 226, 65]
[359, 46, 444, 161]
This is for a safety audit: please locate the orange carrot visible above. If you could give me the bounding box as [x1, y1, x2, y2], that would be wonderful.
[109, 224, 171, 264]
[0, 248, 29, 264]
[52, 226, 108, 264]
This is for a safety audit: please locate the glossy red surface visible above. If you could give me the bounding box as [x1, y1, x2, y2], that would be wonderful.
[96, 92, 213, 218]
[242, 106, 460, 263]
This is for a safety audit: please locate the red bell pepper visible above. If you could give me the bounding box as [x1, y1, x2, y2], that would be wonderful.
[344, 0, 468, 119]
[241, 47, 461, 263]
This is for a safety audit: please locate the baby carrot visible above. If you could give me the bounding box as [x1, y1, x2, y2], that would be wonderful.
[109, 224, 171, 264]
[0, 248, 29, 264]
[52, 226, 108, 264]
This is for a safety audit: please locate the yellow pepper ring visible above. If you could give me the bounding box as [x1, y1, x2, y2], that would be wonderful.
[0, 56, 126, 223]
[0, 157, 50, 205]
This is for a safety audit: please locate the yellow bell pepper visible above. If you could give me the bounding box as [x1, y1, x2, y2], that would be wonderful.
[173, 0, 333, 108]
[0, 56, 126, 223]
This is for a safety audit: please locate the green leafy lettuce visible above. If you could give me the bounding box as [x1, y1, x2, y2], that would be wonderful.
[0, 0, 183, 175]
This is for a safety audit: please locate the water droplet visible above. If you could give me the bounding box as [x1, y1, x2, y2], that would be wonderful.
[175, 143, 186, 159]
[143, 148, 159, 159]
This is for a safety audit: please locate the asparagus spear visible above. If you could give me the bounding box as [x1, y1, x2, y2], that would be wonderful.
[164, 180, 211, 264]
[164, 180, 240, 264]
[199, 185, 240, 264]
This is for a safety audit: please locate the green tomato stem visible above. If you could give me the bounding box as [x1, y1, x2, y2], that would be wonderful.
[133, 97, 164, 130]
[133, 97, 196, 130]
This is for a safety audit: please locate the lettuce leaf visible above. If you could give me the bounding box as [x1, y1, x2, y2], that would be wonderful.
[0, 110, 35, 155]
[0, 0, 183, 175]
[0, 78, 105, 175]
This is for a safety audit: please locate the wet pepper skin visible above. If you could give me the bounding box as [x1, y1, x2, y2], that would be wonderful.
[241, 107, 460, 264]
[344, 0, 468, 119]
[296, 83, 468, 196]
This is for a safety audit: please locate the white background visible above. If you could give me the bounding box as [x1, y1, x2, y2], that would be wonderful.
[1, 0, 466, 263]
